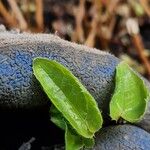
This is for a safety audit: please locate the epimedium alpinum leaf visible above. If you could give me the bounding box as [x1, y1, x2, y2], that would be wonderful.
[50, 105, 66, 130]
[65, 124, 84, 150]
[50, 105, 95, 150]
[33, 57, 103, 138]
[65, 124, 94, 150]
[110, 62, 150, 123]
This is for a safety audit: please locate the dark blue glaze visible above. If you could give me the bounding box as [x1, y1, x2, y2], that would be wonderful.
[0, 34, 119, 113]
[94, 125, 150, 150]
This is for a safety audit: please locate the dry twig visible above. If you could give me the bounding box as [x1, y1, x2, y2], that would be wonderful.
[72, 0, 85, 43]
[126, 18, 150, 78]
[8, 0, 28, 31]
[0, 1, 16, 27]
[107, 0, 120, 15]
[97, 0, 119, 48]
[35, 0, 44, 32]
[85, 0, 101, 47]
[132, 35, 150, 78]
[139, 0, 150, 17]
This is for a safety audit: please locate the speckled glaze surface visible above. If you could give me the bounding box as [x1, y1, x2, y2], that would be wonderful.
[93, 125, 150, 150]
[0, 29, 119, 113]
[1, 28, 150, 133]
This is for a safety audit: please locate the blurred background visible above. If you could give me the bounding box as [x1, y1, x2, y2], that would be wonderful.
[0, 0, 150, 80]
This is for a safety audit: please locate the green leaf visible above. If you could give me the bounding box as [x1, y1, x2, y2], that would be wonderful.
[110, 62, 150, 122]
[33, 57, 103, 138]
[65, 124, 84, 150]
[51, 105, 94, 150]
[50, 105, 66, 130]
[82, 137, 94, 148]
[65, 124, 94, 150]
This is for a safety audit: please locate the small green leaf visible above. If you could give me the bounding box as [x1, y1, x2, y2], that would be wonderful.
[50, 105, 66, 130]
[51, 106, 94, 150]
[65, 124, 94, 150]
[110, 62, 150, 122]
[65, 124, 84, 150]
[83, 137, 94, 148]
[33, 57, 102, 138]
